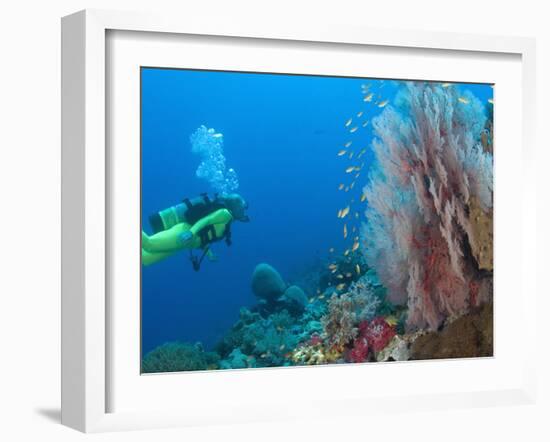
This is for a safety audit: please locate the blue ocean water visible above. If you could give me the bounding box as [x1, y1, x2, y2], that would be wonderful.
[141, 68, 492, 355]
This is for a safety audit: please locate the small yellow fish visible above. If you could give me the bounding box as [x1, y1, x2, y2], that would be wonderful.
[329, 247, 335, 253]
[337, 209, 343, 218]
[260, 353, 267, 358]
[338, 149, 347, 156]
[458, 97, 469, 104]
[338, 183, 344, 190]
[352, 241, 360, 252]
[356, 264, 361, 275]
[331, 268, 338, 274]
[442, 83, 451, 88]
[350, 126, 358, 133]
[279, 345, 286, 351]
[357, 148, 367, 158]
[343, 249, 350, 256]
[309, 298, 315, 303]
[357, 111, 364, 117]
[348, 152, 354, 159]
[345, 141, 352, 148]
[345, 272, 352, 278]
[362, 120, 369, 127]
[328, 263, 338, 270]
[336, 283, 346, 291]
[343, 223, 348, 238]
[352, 226, 357, 233]
[364, 92, 374, 102]
[350, 181, 355, 190]
[378, 100, 389, 108]
[345, 186, 350, 192]
[340, 206, 350, 218]
[345, 166, 355, 173]
[318, 294, 325, 300]
[385, 316, 399, 326]
[355, 212, 359, 219]
[336, 274, 344, 279]
[355, 173, 361, 179]
[488, 98, 494, 104]
[345, 118, 352, 127]
[360, 193, 367, 202]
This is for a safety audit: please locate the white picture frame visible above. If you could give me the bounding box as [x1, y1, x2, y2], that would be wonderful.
[61, 9, 537, 433]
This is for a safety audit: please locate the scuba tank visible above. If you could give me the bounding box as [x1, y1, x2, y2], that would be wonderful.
[148, 193, 226, 234]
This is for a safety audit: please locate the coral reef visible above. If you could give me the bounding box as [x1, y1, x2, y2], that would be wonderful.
[361, 82, 494, 331]
[141, 342, 220, 373]
[322, 293, 360, 349]
[321, 274, 381, 349]
[216, 308, 301, 368]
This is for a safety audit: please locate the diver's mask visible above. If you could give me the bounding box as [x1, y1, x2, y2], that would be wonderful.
[222, 193, 250, 222]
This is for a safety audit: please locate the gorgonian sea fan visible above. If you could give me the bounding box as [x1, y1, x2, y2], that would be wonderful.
[361, 82, 493, 331]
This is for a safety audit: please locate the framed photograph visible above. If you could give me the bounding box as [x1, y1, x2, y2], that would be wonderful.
[61, 9, 537, 432]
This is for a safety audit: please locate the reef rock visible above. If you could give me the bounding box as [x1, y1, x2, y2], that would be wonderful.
[468, 196, 493, 271]
[410, 303, 493, 360]
[376, 335, 410, 362]
[251, 263, 287, 304]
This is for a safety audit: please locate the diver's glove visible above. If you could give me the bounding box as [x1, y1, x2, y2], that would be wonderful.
[178, 231, 194, 245]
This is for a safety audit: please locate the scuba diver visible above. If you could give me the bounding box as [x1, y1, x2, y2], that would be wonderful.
[142, 193, 249, 270]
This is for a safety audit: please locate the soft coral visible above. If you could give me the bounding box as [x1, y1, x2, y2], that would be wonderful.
[360, 318, 396, 353]
[348, 337, 370, 363]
